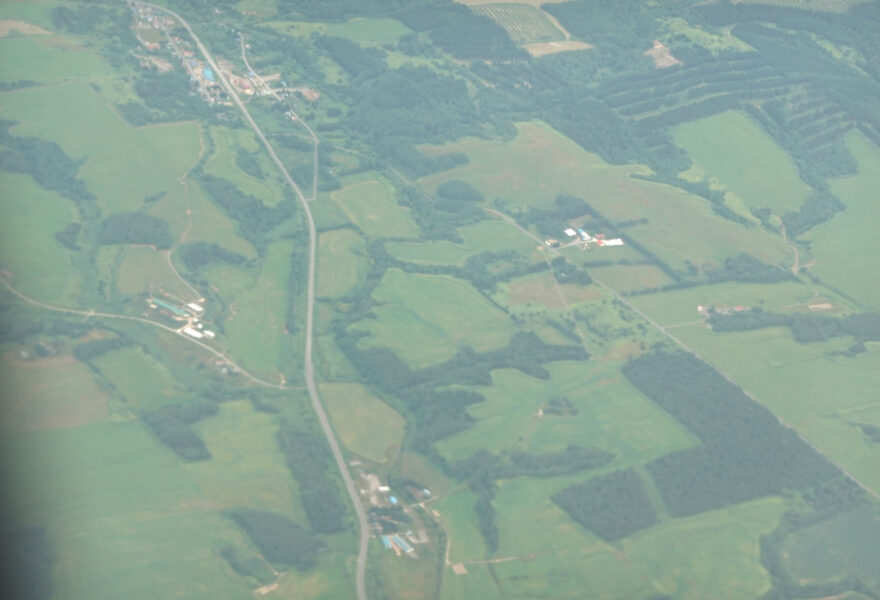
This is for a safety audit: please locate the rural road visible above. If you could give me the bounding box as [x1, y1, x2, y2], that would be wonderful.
[132, 3, 371, 598]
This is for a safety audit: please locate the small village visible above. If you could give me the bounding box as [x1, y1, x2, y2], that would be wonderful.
[543, 225, 625, 250]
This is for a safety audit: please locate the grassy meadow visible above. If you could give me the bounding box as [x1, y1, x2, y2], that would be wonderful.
[387, 219, 535, 266]
[92, 345, 190, 411]
[675, 110, 812, 214]
[354, 269, 516, 368]
[419, 121, 790, 271]
[331, 178, 418, 239]
[803, 132, 880, 309]
[316, 229, 368, 298]
[319, 383, 405, 463]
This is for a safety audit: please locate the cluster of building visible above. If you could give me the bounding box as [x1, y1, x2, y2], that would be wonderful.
[147, 297, 215, 340]
[562, 227, 625, 248]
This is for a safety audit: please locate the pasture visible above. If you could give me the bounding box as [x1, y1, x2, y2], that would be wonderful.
[1, 352, 108, 432]
[0, 34, 109, 83]
[115, 246, 196, 300]
[419, 121, 789, 271]
[331, 178, 418, 239]
[436, 360, 696, 464]
[92, 345, 189, 411]
[387, 218, 534, 266]
[187, 400, 305, 521]
[471, 4, 564, 43]
[0, 1, 58, 30]
[782, 505, 880, 591]
[500, 272, 602, 310]
[628, 280, 819, 327]
[319, 383, 404, 463]
[673, 324, 880, 495]
[354, 269, 515, 368]
[674, 110, 811, 214]
[440, 564, 503, 600]
[433, 490, 489, 562]
[589, 264, 675, 293]
[1, 421, 258, 600]
[804, 132, 880, 309]
[492, 496, 783, 599]
[316, 229, 368, 298]
[2, 82, 201, 214]
[204, 126, 286, 207]
[0, 172, 80, 304]
[223, 241, 292, 380]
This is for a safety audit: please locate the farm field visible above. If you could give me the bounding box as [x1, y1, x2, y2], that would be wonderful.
[435, 360, 696, 463]
[0, 1, 58, 30]
[0, 351, 109, 432]
[2, 82, 201, 213]
[440, 563, 503, 600]
[387, 218, 535, 266]
[354, 269, 516, 368]
[317, 229, 367, 298]
[0, 34, 110, 83]
[92, 345, 190, 411]
[433, 490, 489, 563]
[672, 324, 880, 495]
[419, 121, 790, 271]
[492, 496, 784, 600]
[115, 246, 195, 299]
[628, 280, 821, 326]
[803, 132, 880, 309]
[331, 178, 418, 239]
[187, 400, 305, 521]
[674, 110, 812, 214]
[589, 263, 675, 293]
[0, 171, 80, 304]
[782, 505, 880, 590]
[204, 126, 286, 207]
[223, 241, 292, 380]
[319, 383, 404, 463]
[1, 422, 257, 600]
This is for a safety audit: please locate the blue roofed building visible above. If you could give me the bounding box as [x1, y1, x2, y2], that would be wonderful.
[203, 68, 214, 82]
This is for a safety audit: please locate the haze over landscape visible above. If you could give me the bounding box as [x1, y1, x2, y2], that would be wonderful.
[1, 0, 879, 599]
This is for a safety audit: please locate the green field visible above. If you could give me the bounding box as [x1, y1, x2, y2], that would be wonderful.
[387, 219, 535, 266]
[419, 121, 789, 272]
[204, 126, 286, 207]
[628, 280, 821, 326]
[0, 171, 80, 304]
[673, 324, 880, 495]
[355, 269, 516, 368]
[440, 563, 503, 600]
[316, 229, 368, 298]
[492, 496, 784, 599]
[188, 400, 305, 520]
[804, 132, 880, 309]
[320, 383, 405, 463]
[436, 360, 696, 463]
[264, 18, 412, 45]
[224, 241, 292, 380]
[0, 1, 59, 30]
[0, 35, 110, 83]
[1, 421, 258, 600]
[1, 352, 109, 432]
[116, 246, 197, 300]
[434, 489, 489, 563]
[589, 263, 675, 293]
[675, 110, 812, 214]
[782, 506, 880, 590]
[3, 83, 201, 214]
[331, 178, 418, 239]
[92, 346, 190, 411]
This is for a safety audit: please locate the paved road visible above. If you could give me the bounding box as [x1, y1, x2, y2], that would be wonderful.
[133, 3, 370, 598]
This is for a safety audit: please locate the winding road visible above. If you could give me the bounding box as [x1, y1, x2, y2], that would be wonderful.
[132, 3, 370, 598]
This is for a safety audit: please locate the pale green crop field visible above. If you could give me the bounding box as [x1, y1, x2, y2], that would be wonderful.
[188, 400, 306, 521]
[1, 422, 258, 600]
[92, 346, 190, 411]
[331, 178, 418, 239]
[440, 563, 504, 600]
[317, 229, 368, 298]
[0, 172, 80, 304]
[433, 489, 489, 563]
[115, 246, 197, 300]
[387, 219, 536, 266]
[675, 110, 812, 214]
[0, 35, 109, 83]
[2, 82, 201, 214]
[224, 240, 292, 380]
[804, 132, 880, 310]
[354, 269, 516, 368]
[320, 383, 405, 463]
